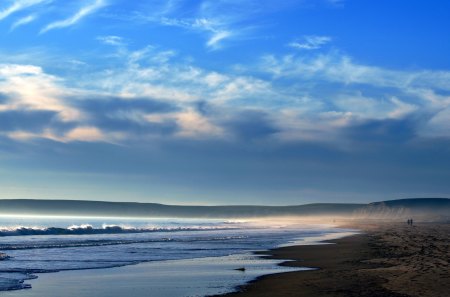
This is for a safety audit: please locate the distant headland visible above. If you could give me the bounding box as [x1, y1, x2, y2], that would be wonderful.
[0, 198, 448, 221]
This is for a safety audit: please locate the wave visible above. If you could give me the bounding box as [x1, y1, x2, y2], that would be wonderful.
[0, 273, 36, 291]
[0, 224, 236, 237]
[0, 253, 9, 260]
[0, 235, 247, 251]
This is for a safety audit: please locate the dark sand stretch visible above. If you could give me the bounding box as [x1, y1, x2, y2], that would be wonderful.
[220, 223, 449, 297]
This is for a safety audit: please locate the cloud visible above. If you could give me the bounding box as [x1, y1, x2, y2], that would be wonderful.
[1, 53, 450, 203]
[40, 0, 107, 34]
[0, 0, 47, 21]
[97, 35, 125, 46]
[0, 110, 57, 132]
[419, 107, 450, 138]
[82, 44, 271, 106]
[288, 35, 332, 50]
[343, 116, 421, 144]
[1, 1, 450, 203]
[189, 18, 233, 49]
[2, 45, 450, 149]
[222, 110, 279, 140]
[254, 52, 450, 146]
[206, 30, 232, 49]
[131, 0, 290, 50]
[159, 17, 233, 49]
[64, 126, 105, 142]
[0, 63, 81, 122]
[333, 94, 419, 120]
[78, 97, 177, 114]
[260, 52, 450, 93]
[0, 93, 10, 104]
[76, 96, 179, 136]
[10, 14, 37, 31]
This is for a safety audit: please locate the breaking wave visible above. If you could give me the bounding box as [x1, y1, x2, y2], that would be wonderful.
[0, 235, 248, 251]
[0, 224, 236, 237]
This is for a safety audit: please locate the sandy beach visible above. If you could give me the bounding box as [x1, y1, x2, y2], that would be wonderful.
[1, 221, 448, 297]
[221, 222, 449, 297]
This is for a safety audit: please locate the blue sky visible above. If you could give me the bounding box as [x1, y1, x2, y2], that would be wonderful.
[0, 0, 449, 205]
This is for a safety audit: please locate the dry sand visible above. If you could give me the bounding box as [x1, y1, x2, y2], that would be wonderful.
[219, 222, 449, 297]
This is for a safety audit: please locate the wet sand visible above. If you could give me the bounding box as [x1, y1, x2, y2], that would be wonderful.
[221, 223, 450, 297]
[0, 253, 304, 297]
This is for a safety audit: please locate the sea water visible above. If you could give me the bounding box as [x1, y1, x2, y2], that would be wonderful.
[0, 216, 355, 295]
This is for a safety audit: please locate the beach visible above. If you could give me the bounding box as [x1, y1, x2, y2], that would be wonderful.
[1, 221, 448, 296]
[221, 222, 449, 297]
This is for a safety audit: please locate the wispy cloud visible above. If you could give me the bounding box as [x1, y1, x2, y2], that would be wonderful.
[189, 18, 233, 50]
[10, 14, 36, 31]
[261, 53, 450, 92]
[40, 0, 107, 34]
[288, 35, 332, 50]
[0, 0, 47, 21]
[130, 0, 283, 50]
[159, 17, 232, 50]
[97, 35, 125, 46]
[206, 30, 232, 49]
[2, 44, 450, 145]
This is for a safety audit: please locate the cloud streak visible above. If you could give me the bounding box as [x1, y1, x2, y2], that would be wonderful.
[2, 46, 450, 148]
[158, 17, 233, 50]
[10, 14, 36, 30]
[288, 35, 332, 50]
[131, 0, 287, 50]
[0, 0, 47, 21]
[40, 0, 107, 34]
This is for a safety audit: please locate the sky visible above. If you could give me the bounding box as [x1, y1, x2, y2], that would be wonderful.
[0, 0, 449, 205]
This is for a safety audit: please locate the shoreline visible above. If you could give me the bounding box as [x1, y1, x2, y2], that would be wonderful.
[2, 226, 353, 296]
[2, 223, 447, 296]
[220, 222, 449, 297]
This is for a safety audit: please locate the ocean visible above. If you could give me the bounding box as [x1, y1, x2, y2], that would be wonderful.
[0, 215, 355, 296]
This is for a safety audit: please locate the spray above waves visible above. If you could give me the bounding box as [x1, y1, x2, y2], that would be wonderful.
[0, 224, 238, 237]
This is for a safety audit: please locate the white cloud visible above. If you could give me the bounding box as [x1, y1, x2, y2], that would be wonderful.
[10, 14, 36, 31]
[271, 109, 349, 143]
[2, 44, 450, 145]
[131, 1, 273, 50]
[206, 30, 232, 49]
[65, 126, 105, 142]
[40, 0, 107, 34]
[146, 109, 225, 139]
[388, 97, 418, 119]
[97, 35, 125, 46]
[0, 63, 82, 121]
[82, 45, 271, 106]
[159, 17, 233, 49]
[332, 93, 418, 120]
[0, 0, 47, 21]
[254, 52, 450, 143]
[261, 53, 450, 93]
[288, 35, 332, 50]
